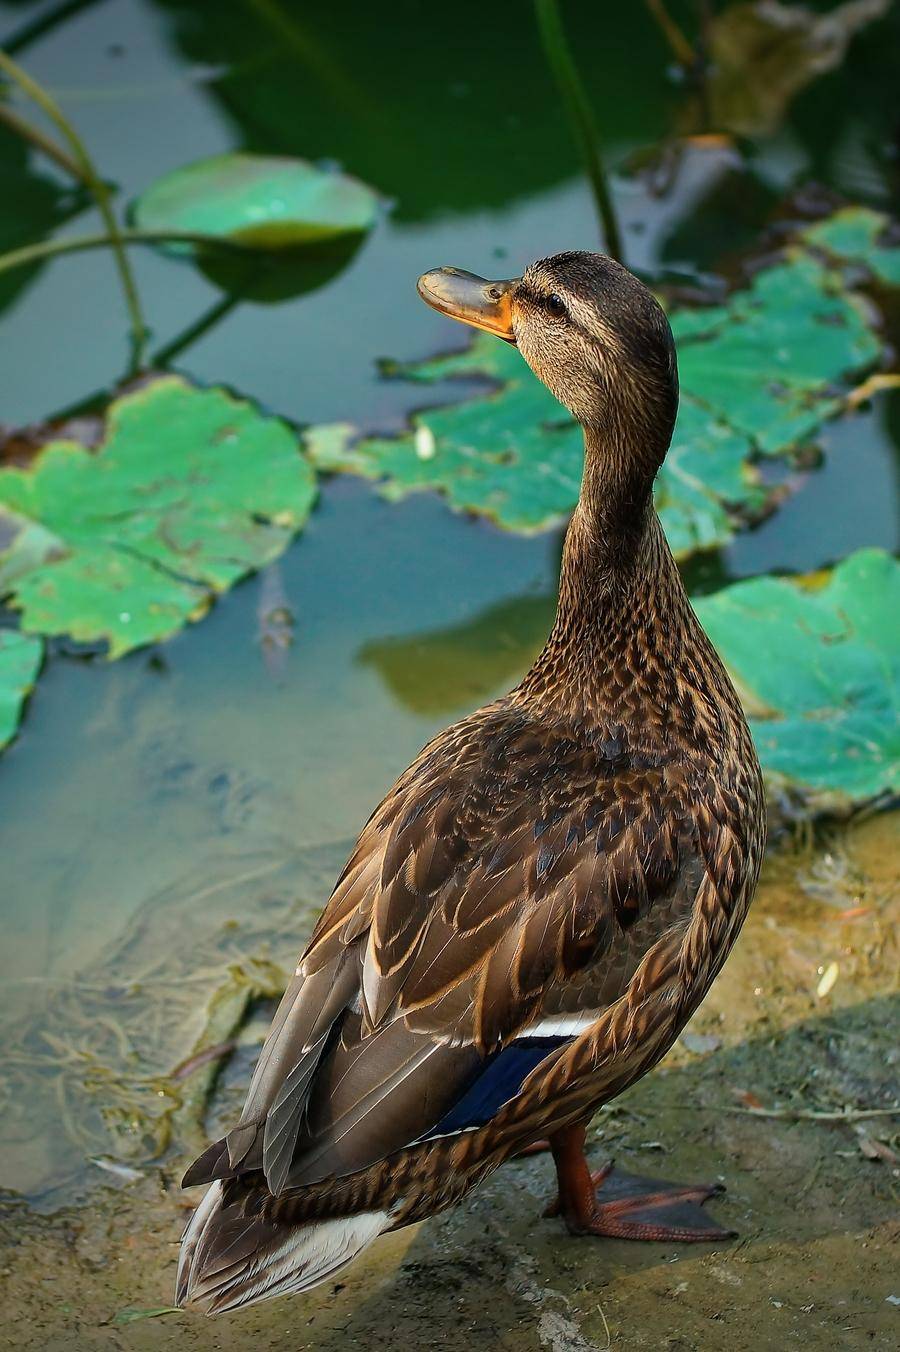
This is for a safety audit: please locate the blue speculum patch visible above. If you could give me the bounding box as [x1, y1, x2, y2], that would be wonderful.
[424, 1037, 570, 1137]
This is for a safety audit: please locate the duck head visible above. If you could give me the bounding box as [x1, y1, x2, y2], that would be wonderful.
[418, 252, 679, 499]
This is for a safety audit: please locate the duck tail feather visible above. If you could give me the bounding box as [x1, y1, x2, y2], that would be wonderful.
[175, 1180, 388, 1315]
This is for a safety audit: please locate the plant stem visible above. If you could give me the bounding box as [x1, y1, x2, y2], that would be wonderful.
[533, 0, 623, 262]
[0, 47, 148, 363]
[0, 101, 82, 178]
[643, 0, 696, 68]
[644, 0, 712, 133]
[151, 291, 244, 367]
[846, 372, 900, 409]
[729, 1105, 900, 1123]
[0, 228, 252, 277]
[1, 0, 99, 58]
[673, 1102, 900, 1123]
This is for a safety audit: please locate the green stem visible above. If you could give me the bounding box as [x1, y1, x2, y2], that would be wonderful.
[644, 0, 711, 133]
[643, 0, 696, 67]
[0, 47, 147, 362]
[150, 291, 244, 367]
[534, 0, 623, 262]
[0, 228, 252, 277]
[0, 101, 82, 178]
[1, 0, 100, 58]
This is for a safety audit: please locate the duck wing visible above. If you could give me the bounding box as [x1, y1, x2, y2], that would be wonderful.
[183, 701, 706, 1197]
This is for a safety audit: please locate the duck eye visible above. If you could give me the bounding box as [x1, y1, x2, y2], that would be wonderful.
[546, 292, 566, 318]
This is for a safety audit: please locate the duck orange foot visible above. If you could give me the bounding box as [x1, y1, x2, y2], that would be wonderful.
[543, 1124, 735, 1243]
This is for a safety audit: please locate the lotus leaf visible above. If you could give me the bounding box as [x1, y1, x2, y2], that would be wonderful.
[802, 206, 900, 287]
[307, 229, 890, 552]
[132, 153, 379, 250]
[697, 549, 899, 808]
[0, 378, 316, 657]
[0, 628, 42, 749]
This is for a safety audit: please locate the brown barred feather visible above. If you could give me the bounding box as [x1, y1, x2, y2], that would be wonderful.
[178, 251, 766, 1314]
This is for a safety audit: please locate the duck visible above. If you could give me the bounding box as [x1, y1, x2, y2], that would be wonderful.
[176, 251, 766, 1314]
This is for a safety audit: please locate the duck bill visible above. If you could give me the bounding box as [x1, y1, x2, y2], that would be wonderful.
[417, 268, 518, 343]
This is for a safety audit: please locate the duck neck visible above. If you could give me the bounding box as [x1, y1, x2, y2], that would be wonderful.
[517, 426, 725, 751]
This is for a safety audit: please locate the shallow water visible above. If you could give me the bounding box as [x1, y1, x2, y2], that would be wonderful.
[1, 1, 899, 1345]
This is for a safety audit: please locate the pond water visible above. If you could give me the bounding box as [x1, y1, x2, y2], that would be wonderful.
[0, 2, 898, 1347]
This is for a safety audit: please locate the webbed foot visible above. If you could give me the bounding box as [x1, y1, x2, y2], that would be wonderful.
[544, 1125, 735, 1243]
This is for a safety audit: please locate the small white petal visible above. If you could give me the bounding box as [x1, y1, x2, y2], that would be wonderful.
[415, 425, 436, 460]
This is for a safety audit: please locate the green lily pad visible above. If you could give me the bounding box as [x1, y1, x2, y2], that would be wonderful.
[802, 206, 900, 287]
[696, 549, 899, 810]
[132, 153, 379, 250]
[671, 251, 878, 454]
[307, 354, 766, 549]
[307, 223, 889, 553]
[0, 378, 316, 657]
[0, 629, 42, 749]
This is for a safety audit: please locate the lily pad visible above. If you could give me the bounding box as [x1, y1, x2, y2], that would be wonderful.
[307, 356, 765, 550]
[132, 153, 379, 250]
[307, 225, 888, 553]
[0, 629, 42, 749]
[0, 378, 316, 657]
[802, 206, 900, 287]
[671, 251, 879, 454]
[696, 549, 899, 810]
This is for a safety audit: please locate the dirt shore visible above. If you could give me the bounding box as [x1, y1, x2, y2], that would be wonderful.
[2, 813, 897, 1351]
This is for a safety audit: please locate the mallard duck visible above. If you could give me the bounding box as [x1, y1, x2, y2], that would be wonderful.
[176, 252, 765, 1314]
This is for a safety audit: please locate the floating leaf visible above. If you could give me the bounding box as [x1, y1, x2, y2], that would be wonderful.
[308, 224, 889, 554]
[0, 629, 42, 749]
[655, 397, 764, 559]
[802, 206, 900, 287]
[308, 356, 765, 550]
[0, 378, 316, 657]
[671, 251, 879, 454]
[307, 343, 585, 533]
[696, 550, 900, 809]
[132, 153, 379, 251]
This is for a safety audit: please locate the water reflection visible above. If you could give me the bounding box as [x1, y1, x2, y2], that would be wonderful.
[358, 593, 554, 716]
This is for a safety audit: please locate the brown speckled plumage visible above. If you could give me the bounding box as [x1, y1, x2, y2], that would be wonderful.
[177, 252, 765, 1313]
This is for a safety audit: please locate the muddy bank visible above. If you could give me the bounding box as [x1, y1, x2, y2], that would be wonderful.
[2, 813, 898, 1350]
